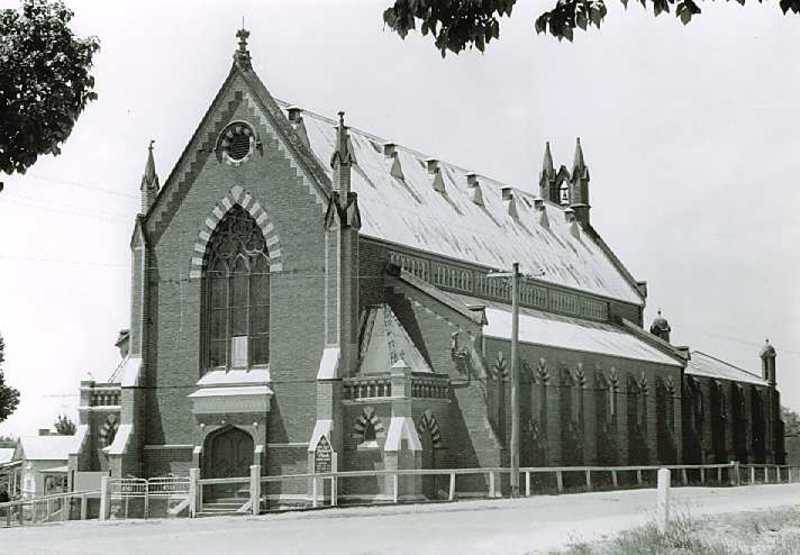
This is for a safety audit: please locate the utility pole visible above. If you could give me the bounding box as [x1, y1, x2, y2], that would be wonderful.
[488, 262, 521, 497]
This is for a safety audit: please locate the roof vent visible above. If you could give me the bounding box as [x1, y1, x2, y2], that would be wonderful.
[502, 187, 519, 219]
[390, 155, 404, 181]
[466, 174, 483, 206]
[564, 207, 576, 223]
[534, 198, 544, 211]
[534, 197, 549, 228]
[426, 159, 440, 174]
[383, 142, 397, 157]
[287, 106, 303, 123]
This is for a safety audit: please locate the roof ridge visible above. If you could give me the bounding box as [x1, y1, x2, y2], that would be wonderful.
[692, 350, 763, 380]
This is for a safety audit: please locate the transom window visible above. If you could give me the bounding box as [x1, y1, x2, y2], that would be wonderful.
[204, 205, 270, 369]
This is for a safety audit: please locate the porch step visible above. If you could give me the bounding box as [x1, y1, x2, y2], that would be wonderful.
[198, 497, 249, 516]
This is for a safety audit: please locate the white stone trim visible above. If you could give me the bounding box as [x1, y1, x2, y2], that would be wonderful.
[189, 186, 284, 279]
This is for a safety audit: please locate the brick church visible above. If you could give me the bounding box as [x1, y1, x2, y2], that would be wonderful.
[68, 30, 784, 501]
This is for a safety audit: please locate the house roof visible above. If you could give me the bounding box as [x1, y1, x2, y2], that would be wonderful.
[462, 295, 682, 367]
[686, 351, 767, 386]
[280, 101, 643, 306]
[16, 435, 77, 462]
[0, 448, 14, 465]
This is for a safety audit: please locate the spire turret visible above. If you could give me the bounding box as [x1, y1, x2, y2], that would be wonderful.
[569, 137, 591, 225]
[760, 338, 776, 385]
[538, 142, 558, 204]
[140, 140, 159, 214]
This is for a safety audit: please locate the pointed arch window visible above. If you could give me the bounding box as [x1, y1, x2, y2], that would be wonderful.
[204, 205, 270, 370]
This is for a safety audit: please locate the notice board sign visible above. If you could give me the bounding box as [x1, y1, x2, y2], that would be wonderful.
[315, 436, 332, 473]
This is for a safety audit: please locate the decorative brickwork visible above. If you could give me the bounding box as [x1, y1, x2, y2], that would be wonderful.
[189, 185, 283, 278]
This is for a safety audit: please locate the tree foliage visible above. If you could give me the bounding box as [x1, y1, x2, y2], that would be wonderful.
[54, 414, 76, 435]
[383, 0, 800, 56]
[0, 333, 20, 424]
[782, 405, 800, 437]
[0, 0, 100, 175]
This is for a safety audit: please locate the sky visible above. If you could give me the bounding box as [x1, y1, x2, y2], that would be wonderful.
[0, 0, 798, 438]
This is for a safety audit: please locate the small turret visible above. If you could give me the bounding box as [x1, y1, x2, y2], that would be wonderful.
[570, 137, 591, 225]
[140, 140, 159, 214]
[760, 338, 776, 385]
[649, 309, 671, 343]
[538, 142, 558, 203]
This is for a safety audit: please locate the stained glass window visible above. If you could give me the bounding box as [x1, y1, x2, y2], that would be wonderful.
[203, 205, 270, 369]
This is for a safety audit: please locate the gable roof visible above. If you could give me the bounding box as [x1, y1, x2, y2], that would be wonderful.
[16, 435, 77, 462]
[279, 101, 643, 305]
[686, 351, 768, 386]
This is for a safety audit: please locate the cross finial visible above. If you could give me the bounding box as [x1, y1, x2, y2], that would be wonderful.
[148, 139, 155, 151]
[234, 27, 252, 69]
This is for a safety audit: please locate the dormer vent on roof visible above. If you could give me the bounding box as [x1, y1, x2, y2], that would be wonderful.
[426, 159, 446, 193]
[286, 106, 310, 148]
[501, 187, 519, 219]
[466, 173, 483, 206]
[382, 142, 404, 180]
[383, 143, 397, 157]
[535, 198, 549, 229]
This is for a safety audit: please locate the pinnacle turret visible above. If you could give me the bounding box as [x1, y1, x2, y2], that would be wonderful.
[569, 137, 591, 225]
[330, 111, 355, 195]
[140, 140, 159, 214]
[234, 27, 252, 70]
[538, 142, 558, 203]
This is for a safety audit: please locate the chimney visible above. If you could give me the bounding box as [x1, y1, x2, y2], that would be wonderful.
[569, 137, 591, 225]
[140, 140, 160, 214]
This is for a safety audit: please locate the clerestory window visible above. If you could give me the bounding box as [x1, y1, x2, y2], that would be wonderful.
[204, 205, 270, 370]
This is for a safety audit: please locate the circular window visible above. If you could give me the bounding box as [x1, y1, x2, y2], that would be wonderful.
[219, 123, 254, 162]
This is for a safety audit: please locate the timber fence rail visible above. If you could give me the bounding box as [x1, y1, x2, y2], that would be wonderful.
[5, 462, 800, 525]
[0, 489, 100, 527]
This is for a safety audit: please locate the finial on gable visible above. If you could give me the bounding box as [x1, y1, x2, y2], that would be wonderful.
[234, 27, 252, 69]
[330, 110, 355, 194]
[140, 139, 159, 214]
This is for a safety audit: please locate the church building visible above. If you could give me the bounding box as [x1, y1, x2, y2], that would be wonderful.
[68, 30, 784, 504]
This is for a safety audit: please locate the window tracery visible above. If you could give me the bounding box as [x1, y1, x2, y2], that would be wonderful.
[204, 205, 270, 369]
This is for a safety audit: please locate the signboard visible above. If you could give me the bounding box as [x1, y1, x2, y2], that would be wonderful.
[314, 436, 332, 473]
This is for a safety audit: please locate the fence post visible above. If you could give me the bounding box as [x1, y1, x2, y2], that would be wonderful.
[489, 471, 496, 498]
[330, 454, 338, 507]
[777, 466, 782, 483]
[585, 469, 592, 491]
[525, 471, 531, 497]
[250, 464, 261, 516]
[5, 502, 10, 527]
[750, 466, 755, 485]
[555, 471, 563, 494]
[392, 473, 399, 504]
[700, 468, 705, 484]
[681, 468, 688, 486]
[730, 462, 739, 486]
[611, 470, 618, 488]
[657, 468, 671, 532]
[448, 472, 456, 502]
[188, 468, 199, 518]
[99, 476, 111, 521]
[636, 469, 643, 486]
[63, 494, 69, 521]
[80, 494, 88, 520]
[717, 467, 722, 483]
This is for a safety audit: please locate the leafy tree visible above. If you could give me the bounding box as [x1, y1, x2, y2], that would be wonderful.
[54, 414, 76, 435]
[0, 334, 19, 424]
[0, 435, 16, 448]
[0, 0, 100, 176]
[782, 406, 800, 437]
[383, 0, 800, 57]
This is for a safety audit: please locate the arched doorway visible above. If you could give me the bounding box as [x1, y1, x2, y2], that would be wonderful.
[203, 426, 254, 498]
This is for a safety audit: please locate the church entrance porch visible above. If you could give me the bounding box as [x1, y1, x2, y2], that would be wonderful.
[202, 426, 254, 500]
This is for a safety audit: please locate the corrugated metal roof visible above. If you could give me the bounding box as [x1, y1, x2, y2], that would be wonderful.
[468, 296, 681, 366]
[280, 102, 643, 305]
[18, 436, 77, 462]
[686, 351, 767, 386]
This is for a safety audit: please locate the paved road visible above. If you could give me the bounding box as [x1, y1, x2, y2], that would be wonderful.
[5, 484, 800, 554]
